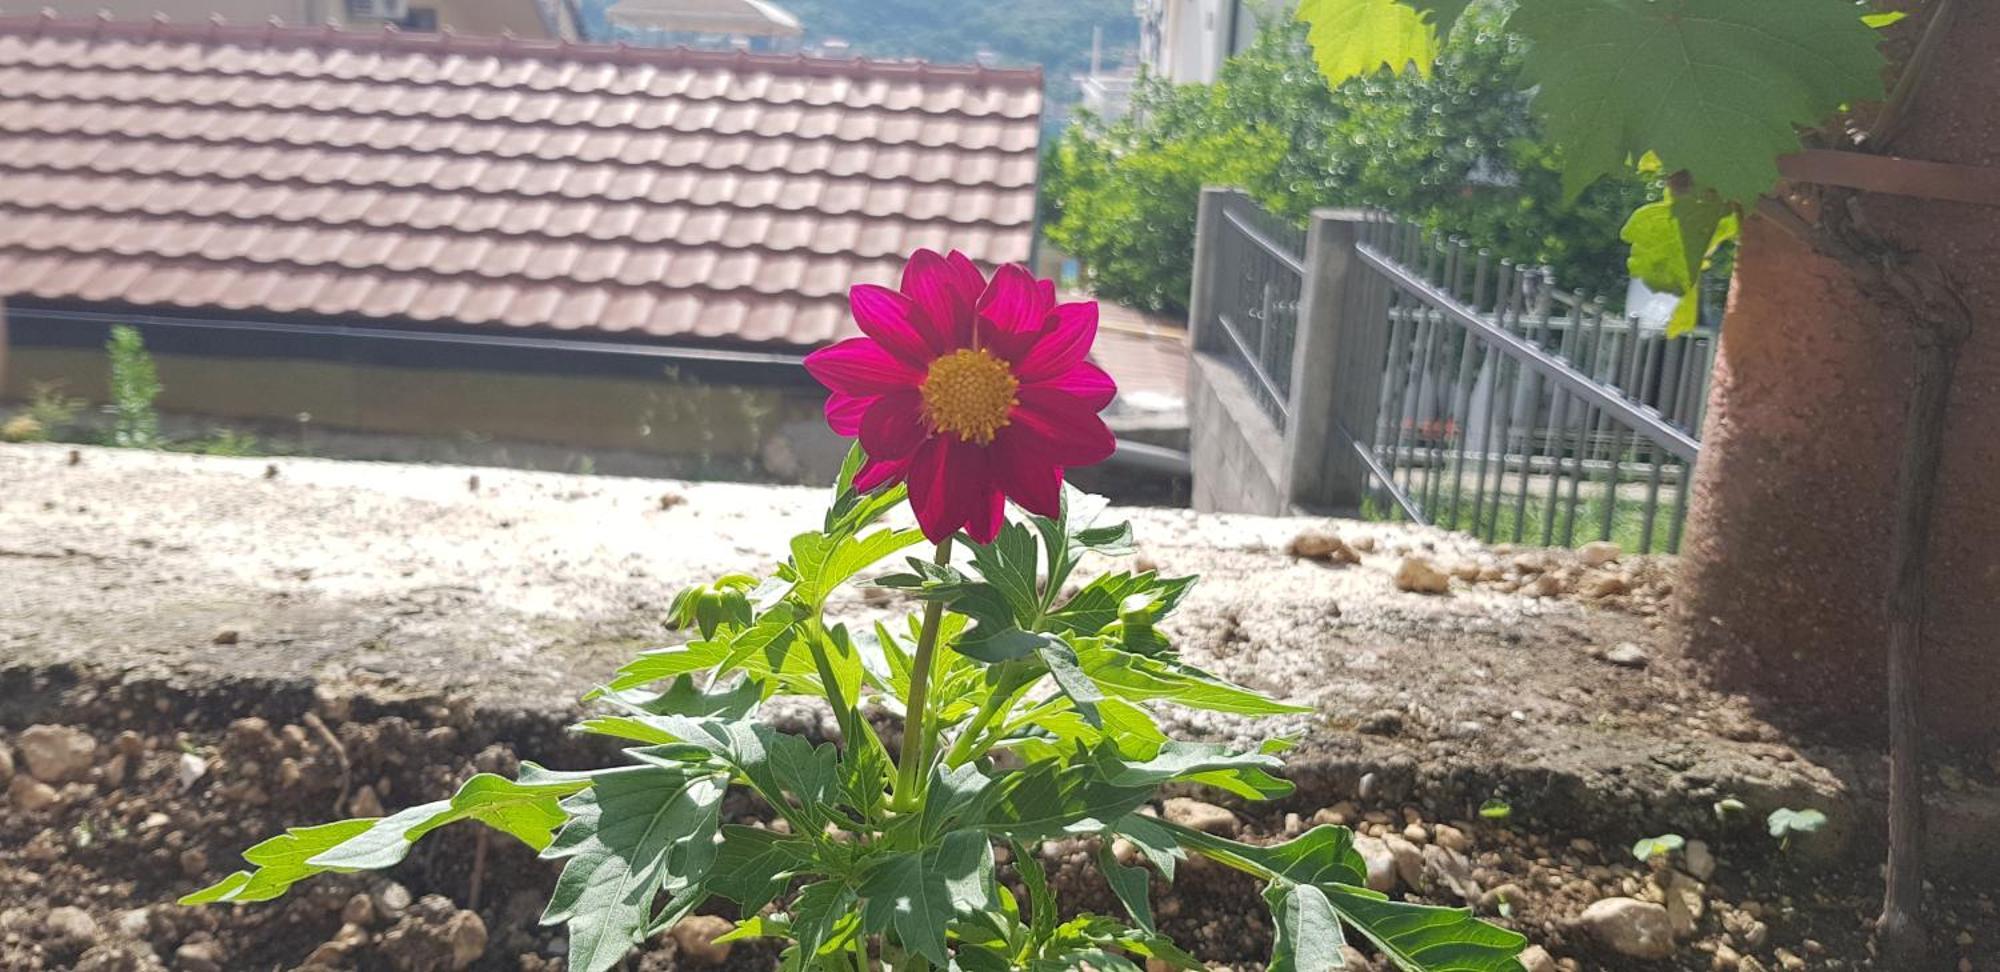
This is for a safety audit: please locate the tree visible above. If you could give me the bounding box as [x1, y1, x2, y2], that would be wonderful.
[1291, 0, 1977, 962]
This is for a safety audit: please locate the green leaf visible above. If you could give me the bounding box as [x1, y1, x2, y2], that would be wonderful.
[1265, 882, 1346, 972]
[1165, 823, 1368, 890]
[970, 763, 1154, 840]
[826, 443, 910, 536]
[1621, 188, 1739, 336]
[789, 880, 861, 959]
[790, 527, 927, 608]
[1296, 0, 1442, 83]
[540, 766, 727, 972]
[1074, 640, 1306, 715]
[1099, 841, 1156, 933]
[1109, 814, 1184, 881]
[1038, 637, 1105, 727]
[1861, 9, 1906, 28]
[310, 772, 586, 869]
[1511, 0, 1886, 202]
[1478, 799, 1512, 821]
[858, 831, 995, 966]
[1325, 885, 1529, 971]
[967, 520, 1044, 625]
[1091, 740, 1289, 800]
[1767, 807, 1828, 838]
[638, 716, 842, 828]
[706, 825, 817, 911]
[178, 818, 376, 904]
[1631, 833, 1685, 861]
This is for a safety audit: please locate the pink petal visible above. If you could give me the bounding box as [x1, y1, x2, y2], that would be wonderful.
[900, 250, 973, 350]
[850, 284, 939, 365]
[803, 337, 923, 397]
[825, 392, 875, 436]
[976, 263, 1052, 335]
[854, 455, 908, 491]
[1014, 300, 1098, 382]
[944, 250, 987, 303]
[964, 481, 1006, 544]
[1029, 361, 1117, 411]
[991, 428, 1063, 518]
[1011, 387, 1117, 467]
[859, 390, 930, 460]
[904, 438, 960, 543]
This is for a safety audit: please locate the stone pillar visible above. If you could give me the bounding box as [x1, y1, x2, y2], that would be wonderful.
[1283, 209, 1378, 512]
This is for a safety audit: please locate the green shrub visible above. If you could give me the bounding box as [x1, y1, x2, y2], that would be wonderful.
[1043, 16, 1653, 315]
[106, 325, 162, 449]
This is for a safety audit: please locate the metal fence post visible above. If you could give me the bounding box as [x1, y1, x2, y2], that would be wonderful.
[1283, 208, 1376, 511]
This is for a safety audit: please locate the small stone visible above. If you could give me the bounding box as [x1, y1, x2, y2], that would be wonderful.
[670, 914, 735, 965]
[1684, 840, 1716, 881]
[1739, 958, 1769, 972]
[342, 893, 376, 928]
[174, 939, 225, 972]
[1518, 945, 1557, 972]
[1358, 773, 1377, 800]
[1526, 573, 1564, 597]
[178, 847, 208, 878]
[1434, 824, 1471, 854]
[1713, 944, 1742, 970]
[1422, 843, 1480, 902]
[1450, 560, 1482, 581]
[0, 744, 13, 784]
[1283, 812, 1305, 836]
[1578, 541, 1623, 567]
[444, 910, 487, 970]
[8, 775, 59, 812]
[659, 492, 687, 511]
[1774, 949, 1805, 971]
[349, 785, 386, 818]
[211, 628, 240, 646]
[1394, 556, 1452, 594]
[374, 882, 413, 921]
[1384, 835, 1424, 890]
[112, 908, 149, 939]
[1481, 883, 1525, 914]
[1341, 945, 1371, 970]
[1288, 529, 1360, 564]
[1665, 871, 1705, 936]
[1350, 536, 1377, 553]
[1578, 571, 1629, 598]
[45, 906, 99, 942]
[115, 731, 144, 759]
[1162, 797, 1239, 837]
[17, 725, 97, 783]
[1402, 822, 1429, 844]
[1358, 709, 1405, 736]
[176, 752, 208, 791]
[1744, 919, 1769, 948]
[1352, 835, 1398, 893]
[1600, 642, 1649, 669]
[1578, 897, 1675, 959]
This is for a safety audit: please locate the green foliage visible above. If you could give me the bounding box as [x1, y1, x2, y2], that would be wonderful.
[1631, 834, 1685, 862]
[1294, 0, 1890, 331]
[1478, 799, 1512, 821]
[26, 380, 85, 439]
[1043, 17, 1651, 314]
[105, 325, 161, 449]
[1766, 807, 1828, 850]
[187, 444, 1523, 971]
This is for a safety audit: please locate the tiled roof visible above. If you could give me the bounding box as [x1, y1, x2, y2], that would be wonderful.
[0, 14, 1043, 347]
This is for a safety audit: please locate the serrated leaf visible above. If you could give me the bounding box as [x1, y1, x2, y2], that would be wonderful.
[789, 880, 861, 958]
[1621, 189, 1738, 336]
[310, 773, 585, 869]
[790, 527, 927, 608]
[1099, 841, 1156, 932]
[1296, 0, 1442, 83]
[706, 825, 817, 911]
[1326, 885, 1529, 971]
[1091, 740, 1288, 799]
[1109, 813, 1184, 881]
[968, 763, 1154, 839]
[1512, 0, 1886, 202]
[178, 818, 376, 904]
[967, 520, 1043, 624]
[1038, 637, 1105, 727]
[1166, 823, 1368, 890]
[638, 716, 842, 828]
[858, 831, 995, 966]
[1265, 882, 1346, 972]
[540, 766, 727, 972]
[1074, 640, 1306, 715]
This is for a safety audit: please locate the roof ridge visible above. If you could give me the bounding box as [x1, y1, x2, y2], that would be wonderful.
[0, 12, 1045, 90]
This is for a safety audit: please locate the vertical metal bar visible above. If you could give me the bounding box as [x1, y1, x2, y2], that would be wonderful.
[1596, 314, 1647, 543]
[1539, 293, 1586, 546]
[1668, 454, 1693, 554]
[1560, 302, 1609, 545]
[1470, 260, 1516, 539]
[1441, 247, 1485, 528]
[1408, 239, 1453, 516]
[1636, 329, 1668, 553]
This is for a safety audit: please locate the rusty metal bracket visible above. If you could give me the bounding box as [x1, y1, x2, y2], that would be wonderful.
[1779, 149, 2000, 208]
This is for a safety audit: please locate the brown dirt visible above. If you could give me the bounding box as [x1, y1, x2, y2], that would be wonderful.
[2, 443, 1997, 970]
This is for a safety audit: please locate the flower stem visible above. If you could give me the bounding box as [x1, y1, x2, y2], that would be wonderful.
[943, 664, 1025, 768]
[892, 538, 953, 812]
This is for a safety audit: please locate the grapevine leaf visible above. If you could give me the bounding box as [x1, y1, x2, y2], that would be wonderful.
[1511, 0, 1886, 202]
[178, 818, 375, 904]
[1407, 0, 1471, 35]
[1265, 882, 1346, 972]
[1296, 0, 1442, 83]
[1326, 885, 1530, 971]
[540, 766, 727, 972]
[857, 831, 995, 966]
[1621, 189, 1739, 336]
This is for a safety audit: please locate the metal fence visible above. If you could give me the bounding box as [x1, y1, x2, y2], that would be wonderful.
[1195, 192, 1306, 427]
[1187, 188, 1719, 553]
[1348, 215, 1714, 553]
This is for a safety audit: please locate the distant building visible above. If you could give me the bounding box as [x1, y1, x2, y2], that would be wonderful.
[1135, 0, 1274, 84]
[597, 0, 801, 52]
[6, 0, 580, 38]
[1075, 25, 1137, 121]
[0, 14, 1043, 481]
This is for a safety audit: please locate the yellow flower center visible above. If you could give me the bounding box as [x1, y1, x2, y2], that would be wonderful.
[921, 349, 1018, 445]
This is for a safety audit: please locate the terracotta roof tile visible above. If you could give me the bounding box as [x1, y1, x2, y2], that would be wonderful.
[0, 14, 1042, 347]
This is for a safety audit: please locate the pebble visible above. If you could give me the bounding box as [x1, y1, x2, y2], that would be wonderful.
[175, 752, 208, 791]
[1578, 571, 1629, 598]
[1394, 556, 1452, 594]
[1434, 824, 1471, 854]
[1600, 642, 1650, 669]
[17, 725, 97, 783]
[350, 785, 387, 818]
[374, 882, 413, 921]
[1351, 835, 1398, 893]
[174, 939, 225, 972]
[0, 743, 13, 784]
[1401, 822, 1429, 844]
[1578, 897, 1675, 959]
[1712, 945, 1741, 970]
[1162, 797, 1239, 837]
[1684, 839, 1716, 881]
[445, 909, 488, 969]
[670, 914, 735, 965]
[1287, 529, 1360, 564]
[9, 775, 60, 812]
[1578, 540, 1623, 567]
[45, 906, 99, 943]
[1384, 835, 1424, 890]
[1518, 945, 1557, 972]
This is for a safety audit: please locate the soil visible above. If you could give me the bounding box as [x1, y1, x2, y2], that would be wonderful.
[1, 443, 1996, 971]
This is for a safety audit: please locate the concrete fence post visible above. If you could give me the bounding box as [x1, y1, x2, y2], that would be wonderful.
[1282, 209, 1380, 512]
[1185, 186, 1237, 351]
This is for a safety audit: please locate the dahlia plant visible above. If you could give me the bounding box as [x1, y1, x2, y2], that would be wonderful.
[186, 251, 1525, 971]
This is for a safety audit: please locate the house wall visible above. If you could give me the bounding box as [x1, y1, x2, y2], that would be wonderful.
[3, 337, 848, 483]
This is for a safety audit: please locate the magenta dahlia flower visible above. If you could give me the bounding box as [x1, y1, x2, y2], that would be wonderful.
[804, 249, 1118, 544]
